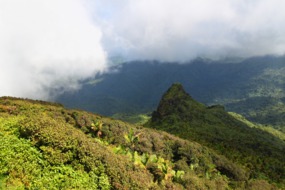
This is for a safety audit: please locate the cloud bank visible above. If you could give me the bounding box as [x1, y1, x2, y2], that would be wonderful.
[92, 0, 285, 62]
[1, 0, 285, 99]
[0, 0, 106, 99]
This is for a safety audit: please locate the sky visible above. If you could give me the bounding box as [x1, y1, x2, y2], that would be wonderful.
[93, 0, 285, 61]
[0, 0, 285, 99]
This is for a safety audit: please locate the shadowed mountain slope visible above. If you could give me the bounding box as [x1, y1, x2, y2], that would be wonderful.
[57, 56, 285, 130]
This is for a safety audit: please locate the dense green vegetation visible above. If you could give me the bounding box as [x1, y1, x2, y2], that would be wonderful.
[226, 97, 285, 133]
[1, 96, 273, 189]
[112, 113, 151, 125]
[145, 83, 285, 188]
[229, 112, 285, 141]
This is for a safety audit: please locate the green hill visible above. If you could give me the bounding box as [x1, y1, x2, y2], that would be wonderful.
[145, 83, 285, 188]
[1, 96, 270, 189]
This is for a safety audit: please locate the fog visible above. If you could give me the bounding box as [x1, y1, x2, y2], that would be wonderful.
[92, 0, 285, 62]
[0, 0, 106, 99]
[1, 0, 285, 99]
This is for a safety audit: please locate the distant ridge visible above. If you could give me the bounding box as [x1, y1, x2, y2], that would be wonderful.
[57, 56, 285, 130]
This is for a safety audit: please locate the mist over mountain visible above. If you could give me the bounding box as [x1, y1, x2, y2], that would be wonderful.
[1, 1, 285, 189]
[0, 0, 107, 99]
[92, 0, 285, 62]
[1, 1, 285, 100]
[57, 55, 285, 129]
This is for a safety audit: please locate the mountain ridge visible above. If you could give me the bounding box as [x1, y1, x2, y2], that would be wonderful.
[146, 83, 285, 186]
[1, 95, 284, 189]
[57, 55, 285, 131]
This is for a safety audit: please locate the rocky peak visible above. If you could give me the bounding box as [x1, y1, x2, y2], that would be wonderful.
[151, 83, 204, 121]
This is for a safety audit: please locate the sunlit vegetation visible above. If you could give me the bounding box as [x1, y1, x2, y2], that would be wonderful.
[0, 96, 255, 189]
[0, 117, 109, 189]
[0, 98, 152, 189]
[0, 91, 283, 189]
[112, 113, 151, 125]
[226, 97, 285, 133]
[229, 112, 285, 141]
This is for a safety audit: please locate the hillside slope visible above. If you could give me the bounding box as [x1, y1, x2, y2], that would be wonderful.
[145, 83, 285, 187]
[0, 97, 269, 189]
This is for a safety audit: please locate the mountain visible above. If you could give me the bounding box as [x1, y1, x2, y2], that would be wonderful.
[0, 96, 282, 189]
[56, 55, 285, 130]
[145, 83, 285, 186]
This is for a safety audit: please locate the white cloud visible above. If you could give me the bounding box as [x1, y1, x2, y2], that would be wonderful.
[1, 0, 285, 99]
[91, 0, 285, 62]
[0, 0, 107, 99]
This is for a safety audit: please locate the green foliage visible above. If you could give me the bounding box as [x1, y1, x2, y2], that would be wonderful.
[114, 129, 186, 184]
[229, 112, 285, 141]
[226, 97, 285, 131]
[112, 113, 151, 125]
[146, 83, 285, 187]
[0, 98, 156, 189]
[0, 117, 104, 190]
[1, 96, 282, 189]
[104, 119, 248, 189]
[124, 128, 140, 148]
[172, 170, 185, 183]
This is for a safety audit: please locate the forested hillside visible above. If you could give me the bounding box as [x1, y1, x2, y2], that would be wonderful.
[0, 96, 261, 189]
[145, 83, 285, 188]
